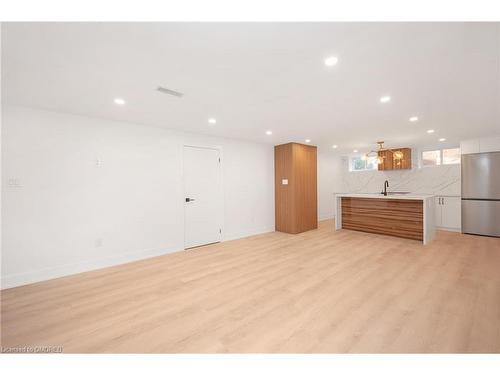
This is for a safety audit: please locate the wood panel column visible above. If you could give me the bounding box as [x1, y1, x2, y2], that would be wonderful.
[274, 142, 317, 234]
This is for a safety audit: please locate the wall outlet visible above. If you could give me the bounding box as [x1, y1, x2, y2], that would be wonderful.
[94, 238, 103, 248]
[282, 179, 288, 185]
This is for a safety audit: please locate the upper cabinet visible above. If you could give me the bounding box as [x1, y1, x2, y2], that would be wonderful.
[461, 137, 500, 154]
[378, 148, 411, 171]
[478, 137, 500, 153]
[377, 150, 393, 170]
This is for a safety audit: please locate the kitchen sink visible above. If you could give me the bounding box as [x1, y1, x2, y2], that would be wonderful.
[383, 191, 411, 195]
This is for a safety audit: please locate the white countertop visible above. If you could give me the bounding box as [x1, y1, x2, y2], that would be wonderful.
[335, 193, 435, 200]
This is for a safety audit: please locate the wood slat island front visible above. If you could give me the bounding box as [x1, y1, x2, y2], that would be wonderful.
[335, 194, 436, 244]
[341, 197, 423, 241]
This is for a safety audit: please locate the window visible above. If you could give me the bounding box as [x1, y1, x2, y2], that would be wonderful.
[421, 148, 460, 167]
[351, 157, 365, 171]
[422, 150, 441, 166]
[350, 156, 378, 171]
[442, 148, 461, 164]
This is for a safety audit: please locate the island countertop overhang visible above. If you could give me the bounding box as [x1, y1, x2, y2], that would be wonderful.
[334, 193, 435, 200]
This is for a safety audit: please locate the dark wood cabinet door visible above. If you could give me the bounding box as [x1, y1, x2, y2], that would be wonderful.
[378, 148, 411, 170]
[393, 148, 412, 170]
[378, 150, 393, 170]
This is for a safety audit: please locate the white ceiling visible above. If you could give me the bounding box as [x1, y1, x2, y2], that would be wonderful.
[2, 22, 500, 153]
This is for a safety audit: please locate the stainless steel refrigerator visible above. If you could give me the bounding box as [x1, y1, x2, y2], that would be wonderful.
[462, 151, 500, 237]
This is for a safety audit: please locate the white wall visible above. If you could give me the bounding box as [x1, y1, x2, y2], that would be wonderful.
[1, 105, 275, 288]
[339, 151, 461, 196]
[317, 152, 343, 220]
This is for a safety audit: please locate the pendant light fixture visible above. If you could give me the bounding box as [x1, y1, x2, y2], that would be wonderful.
[363, 141, 404, 165]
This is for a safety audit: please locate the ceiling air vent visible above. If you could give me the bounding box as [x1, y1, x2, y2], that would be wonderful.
[156, 86, 184, 97]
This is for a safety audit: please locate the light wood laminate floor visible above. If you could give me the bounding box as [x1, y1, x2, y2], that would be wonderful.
[1, 220, 500, 353]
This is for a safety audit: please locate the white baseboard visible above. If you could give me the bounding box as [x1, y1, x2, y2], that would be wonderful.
[1, 227, 278, 290]
[318, 213, 335, 221]
[437, 226, 462, 233]
[1, 245, 181, 290]
[224, 226, 275, 242]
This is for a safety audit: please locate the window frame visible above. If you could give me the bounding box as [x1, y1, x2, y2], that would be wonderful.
[349, 155, 379, 172]
[420, 147, 460, 168]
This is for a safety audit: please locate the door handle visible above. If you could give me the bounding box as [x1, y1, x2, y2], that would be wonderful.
[185, 197, 196, 202]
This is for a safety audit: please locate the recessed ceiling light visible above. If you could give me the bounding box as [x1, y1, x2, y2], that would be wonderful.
[439, 138, 446, 142]
[114, 98, 125, 105]
[409, 116, 419, 122]
[427, 129, 435, 134]
[208, 118, 217, 125]
[380, 96, 391, 103]
[305, 139, 311, 143]
[265, 130, 273, 135]
[332, 145, 338, 149]
[353, 149, 358, 153]
[324, 56, 338, 66]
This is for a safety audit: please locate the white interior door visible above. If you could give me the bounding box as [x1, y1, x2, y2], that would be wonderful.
[183, 146, 222, 249]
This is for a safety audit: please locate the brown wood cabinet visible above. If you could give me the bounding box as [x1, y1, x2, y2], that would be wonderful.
[377, 150, 393, 170]
[341, 197, 423, 241]
[378, 147, 411, 170]
[275, 143, 317, 234]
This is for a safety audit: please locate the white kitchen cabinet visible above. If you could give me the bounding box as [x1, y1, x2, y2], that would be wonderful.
[461, 137, 500, 154]
[479, 136, 500, 153]
[434, 197, 442, 226]
[435, 196, 461, 231]
[460, 139, 480, 154]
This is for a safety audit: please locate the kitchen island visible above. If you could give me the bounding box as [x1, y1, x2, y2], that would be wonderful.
[335, 193, 436, 244]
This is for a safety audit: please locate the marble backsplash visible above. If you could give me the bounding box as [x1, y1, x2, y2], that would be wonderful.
[340, 156, 461, 196]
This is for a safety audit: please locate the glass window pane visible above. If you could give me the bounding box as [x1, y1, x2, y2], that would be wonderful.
[443, 148, 460, 164]
[366, 156, 378, 170]
[351, 157, 366, 171]
[422, 150, 441, 166]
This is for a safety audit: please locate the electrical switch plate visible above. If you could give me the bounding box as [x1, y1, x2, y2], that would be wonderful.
[7, 178, 22, 188]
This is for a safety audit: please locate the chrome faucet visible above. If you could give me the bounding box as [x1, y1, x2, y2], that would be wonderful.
[382, 180, 389, 196]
